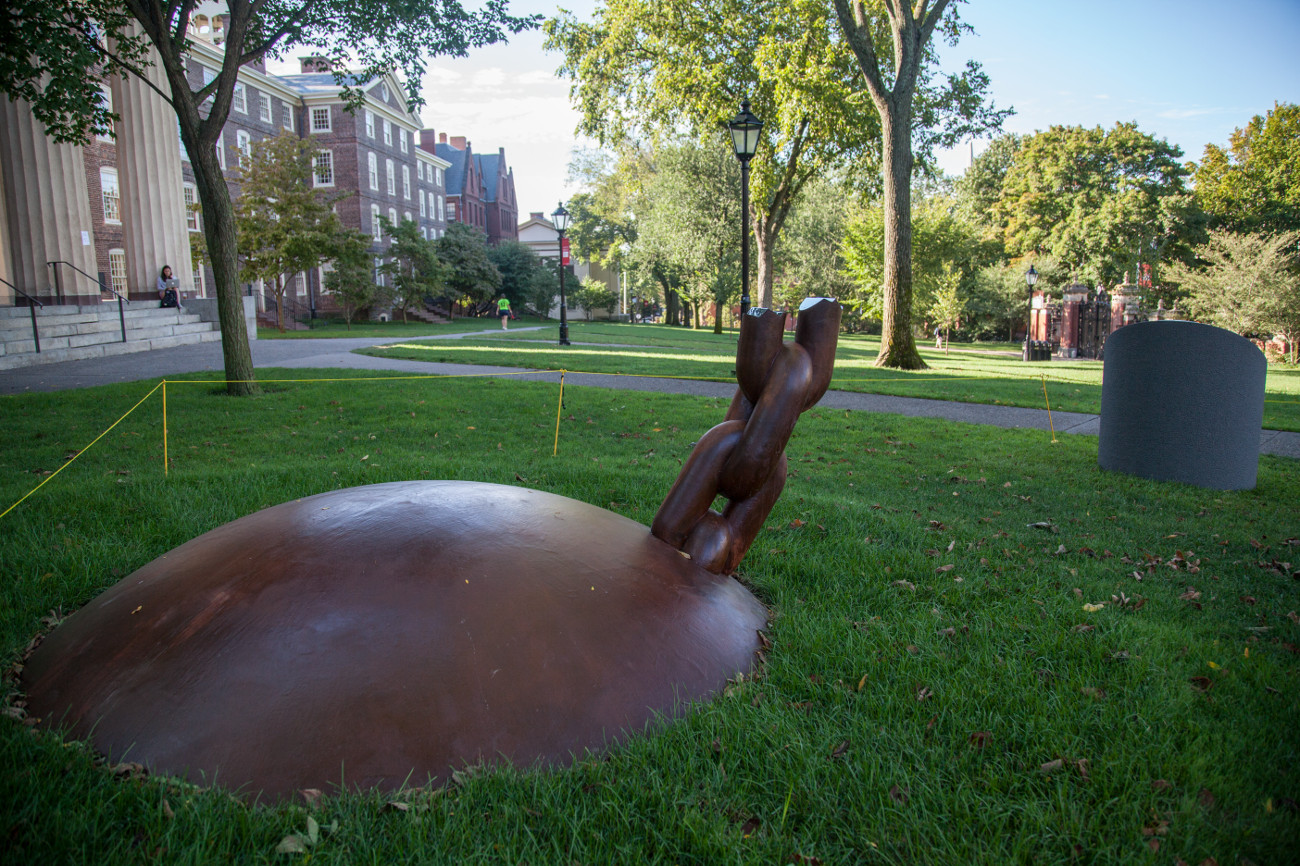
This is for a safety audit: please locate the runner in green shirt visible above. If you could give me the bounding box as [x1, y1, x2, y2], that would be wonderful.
[497, 297, 512, 330]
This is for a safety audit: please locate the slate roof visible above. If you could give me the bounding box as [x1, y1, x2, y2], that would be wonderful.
[436, 143, 468, 196]
[476, 154, 499, 202]
[276, 73, 369, 94]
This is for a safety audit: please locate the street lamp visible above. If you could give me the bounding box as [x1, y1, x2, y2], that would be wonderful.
[728, 99, 762, 319]
[1023, 264, 1039, 361]
[552, 202, 571, 346]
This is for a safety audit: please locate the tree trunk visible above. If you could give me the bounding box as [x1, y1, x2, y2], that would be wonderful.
[190, 145, 258, 393]
[875, 106, 926, 369]
[275, 274, 285, 333]
[753, 217, 778, 310]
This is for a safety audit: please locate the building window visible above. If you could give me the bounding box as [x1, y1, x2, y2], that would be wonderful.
[417, 162, 424, 182]
[399, 129, 408, 153]
[438, 195, 445, 221]
[386, 159, 395, 195]
[183, 183, 200, 231]
[236, 130, 251, 168]
[368, 152, 378, 190]
[383, 119, 391, 146]
[259, 93, 272, 123]
[419, 195, 426, 219]
[402, 165, 410, 199]
[389, 207, 397, 230]
[421, 227, 427, 240]
[108, 249, 127, 293]
[233, 83, 247, 113]
[365, 110, 375, 138]
[311, 107, 330, 132]
[427, 191, 434, 217]
[380, 82, 390, 102]
[372, 205, 382, 240]
[282, 104, 294, 131]
[100, 168, 120, 223]
[192, 262, 205, 297]
[314, 151, 334, 187]
[374, 257, 384, 286]
[97, 85, 114, 142]
[436, 167, 443, 186]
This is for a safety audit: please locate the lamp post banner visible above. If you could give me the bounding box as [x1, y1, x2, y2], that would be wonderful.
[561, 238, 570, 266]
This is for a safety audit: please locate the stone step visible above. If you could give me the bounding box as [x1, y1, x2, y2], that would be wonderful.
[0, 327, 221, 371]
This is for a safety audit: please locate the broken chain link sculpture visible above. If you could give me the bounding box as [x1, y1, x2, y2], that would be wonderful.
[652, 297, 841, 574]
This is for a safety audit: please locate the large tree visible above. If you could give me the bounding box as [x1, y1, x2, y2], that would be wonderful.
[382, 218, 446, 323]
[832, 0, 1010, 368]
[546, 0, 884, 312]
[2, 0, 533, 394]
[636, 141, 742, 332]
[1166, 228, 1300, 362]
[435, 222, 501, 305]
[234, 132, 349, 332]
[990, 122, 1199, 293]
[1193, 102, 1300, 235]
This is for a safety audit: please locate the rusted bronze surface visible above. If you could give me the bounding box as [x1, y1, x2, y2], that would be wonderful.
[652, 298, 841, 574]
[22, 481, 768, 800]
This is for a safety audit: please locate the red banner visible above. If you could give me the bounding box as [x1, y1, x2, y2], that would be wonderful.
[561, 237, 571, 266]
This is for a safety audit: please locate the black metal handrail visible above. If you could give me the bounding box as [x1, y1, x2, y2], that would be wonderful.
[47, 260, 126, 342]
[2, 274, 43, 353]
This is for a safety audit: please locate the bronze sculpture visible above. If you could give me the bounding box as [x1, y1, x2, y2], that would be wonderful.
[21, 298, 840, 800]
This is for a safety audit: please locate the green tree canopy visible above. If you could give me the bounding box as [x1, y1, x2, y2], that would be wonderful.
[1165, 228, 1300, 361]
[990, 122, 1199, 290]
[2, 0, 533, 393]
[234, 132, 350, 332]
[1192, 103, 1300, 235]
[324, 231, 382, 329]
[546, 0, 884, 311]
[382, 218, 446, 323]
[487, 240, 546, 310]
[435, 222, 501, 304]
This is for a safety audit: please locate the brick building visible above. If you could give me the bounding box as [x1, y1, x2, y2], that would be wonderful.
[1, 3, 521, 324]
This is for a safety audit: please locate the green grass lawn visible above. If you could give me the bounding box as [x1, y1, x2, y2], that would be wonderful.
[357, 322, 1300, 431]
[257, 317, 523, 339]
[2, 372, 1297, 864]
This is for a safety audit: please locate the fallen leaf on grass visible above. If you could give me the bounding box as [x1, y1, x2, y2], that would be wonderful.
[1180, 587, 1202, 601]
[1189, 676, 1213, 692]
[1072, 624, 1095, 633]
[1288, 611, 1300, 625]
[789, 519, 805, 529]
[1142, 819, 1170, 836]
[1151, 779, 1173, 791]
[829, 740, 850, 760]
[1041, 758, 1064, 774]
[916, 686, 933, 701]
[968, 731, 992, 749]
[739, 816, 760, 837]
[1080, 687, 1107, 700]
[300, 788, 323, 806]
[935, 564, 955, 573]
[1198, 788, 1215, 808]
[275, 835, 309, 855]
[1076, 758, 1090, 780]
[888, 784, 910, 804]
[892, 579, 916, 591]
[1082, 603, 1105, 613]
[1147, 839, 1160, 853]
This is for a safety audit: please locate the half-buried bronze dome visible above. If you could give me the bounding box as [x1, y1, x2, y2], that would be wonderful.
[21, 481, 768, 800]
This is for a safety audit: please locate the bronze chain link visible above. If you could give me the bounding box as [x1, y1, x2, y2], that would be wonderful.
[651, 298, 841, 574]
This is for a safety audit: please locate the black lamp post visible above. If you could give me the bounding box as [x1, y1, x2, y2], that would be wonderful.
[728, 99, 762, 318]
[552, 202, 571, 346]
[1023, 264, 1039, 361]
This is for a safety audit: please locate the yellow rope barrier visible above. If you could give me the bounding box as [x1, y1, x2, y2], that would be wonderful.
[0, 382, 164, 520]
[553, 371, 566, 457]
[1041, 374, 1058, 443]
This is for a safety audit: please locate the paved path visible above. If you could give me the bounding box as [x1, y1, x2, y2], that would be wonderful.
[3, 332, 1296, 459]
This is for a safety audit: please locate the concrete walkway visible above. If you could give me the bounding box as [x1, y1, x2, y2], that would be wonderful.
[2, 330, 1296, 459]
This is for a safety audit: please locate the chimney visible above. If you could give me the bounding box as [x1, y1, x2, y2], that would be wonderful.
[530, 212, 543, 221]
[300, 55, 332, 74]
[451, 135, 467, 150]
[421, 129, 438, 151]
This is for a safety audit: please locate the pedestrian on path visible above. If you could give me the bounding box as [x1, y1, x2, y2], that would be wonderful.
[497, 297, 512, 330]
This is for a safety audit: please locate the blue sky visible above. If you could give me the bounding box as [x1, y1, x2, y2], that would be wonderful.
[286, 0, 1300, 216]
